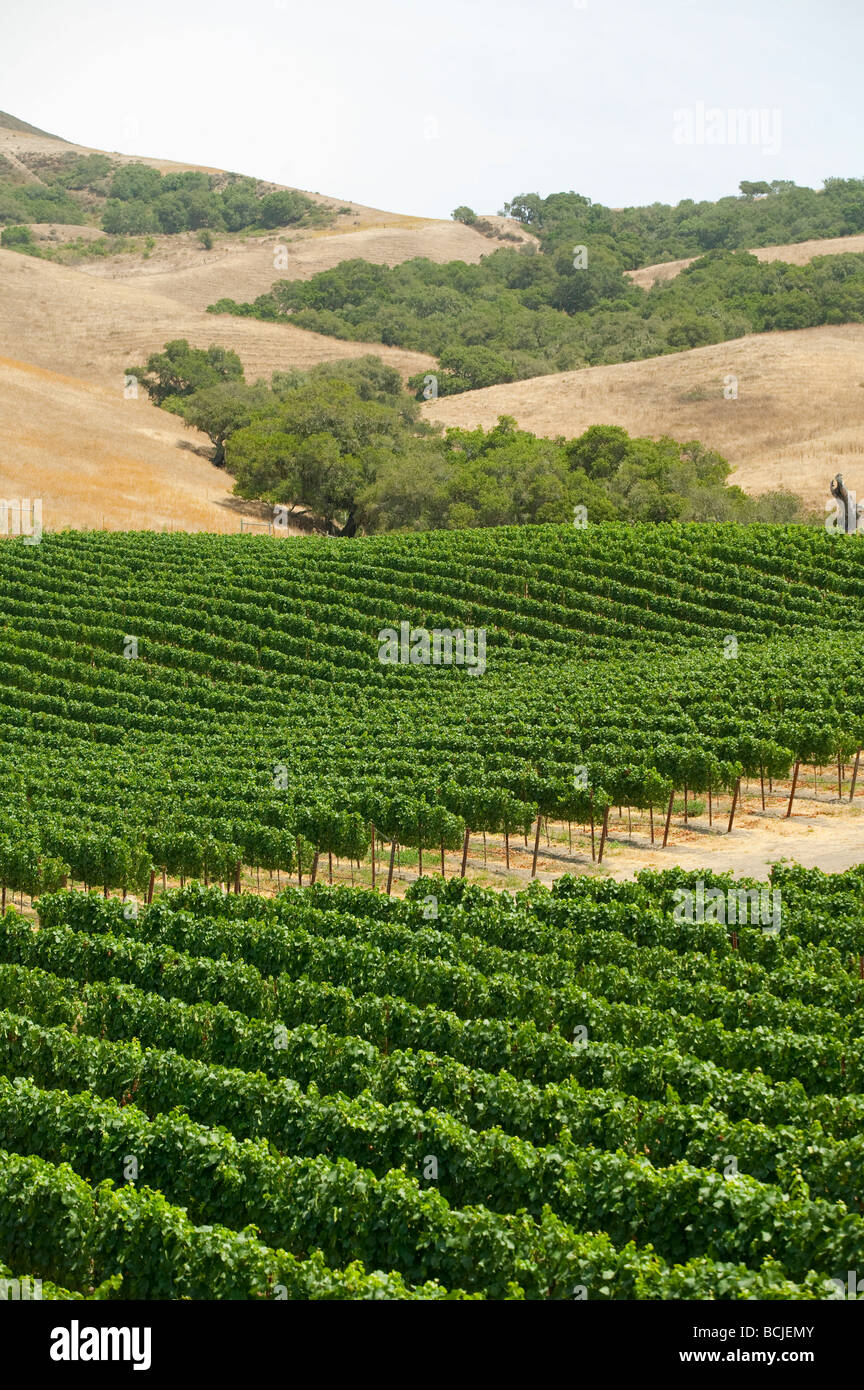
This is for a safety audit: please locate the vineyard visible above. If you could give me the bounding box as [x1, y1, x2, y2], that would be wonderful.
[0, 522, 863, 897]
[1, 521, 864, 1300]
[2, 866, 864, 1298]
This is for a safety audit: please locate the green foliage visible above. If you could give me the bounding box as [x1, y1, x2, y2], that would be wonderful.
[0, 152, 332, 239]
[0, 178, 87, 227]
[109, 164, 164, 201]
[0, 224, 40, 256]
[219, 358, 421, 528]
[0, 523, 861, 936]
[452, 206, 477, 225]
[207, 219, 864, 394]
[140, 339, 809, 531]
[506, 178, 864, 264]
[102, 169, 323, 237]
[128, 339, 244, 407]
[4, 866, 864, 1296]
[0, 1147, 466, 1299]
[168, 381, 274, 466]
[0, 832, 66, 898]
[258, 189, 316, 228]
[60, 153, 112, 190]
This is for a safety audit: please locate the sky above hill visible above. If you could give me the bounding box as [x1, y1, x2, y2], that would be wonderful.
[3, 0, 862, 218]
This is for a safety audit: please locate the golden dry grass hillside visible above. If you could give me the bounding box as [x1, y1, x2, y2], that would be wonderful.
[3, 113, 863, 529]
[78, 219, 534, 312]
[0, 354, 244, 534]
[0, 246, 436, 531]
[0, 120, 537, 531]
[422, 324, 864, 509]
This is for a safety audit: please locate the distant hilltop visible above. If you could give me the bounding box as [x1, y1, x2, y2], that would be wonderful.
[0, 111, 67, 141]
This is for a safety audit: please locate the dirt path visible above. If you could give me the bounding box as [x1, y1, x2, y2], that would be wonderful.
[451, 791, 864, 889]
[1, 148, 45, 184]
[579, 803, 864, 882]
[10, 796, 860, 920]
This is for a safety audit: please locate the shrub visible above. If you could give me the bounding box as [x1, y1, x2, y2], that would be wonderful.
[1, 225, 33, 248]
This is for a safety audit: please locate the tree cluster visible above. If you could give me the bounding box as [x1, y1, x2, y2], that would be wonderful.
[208, 243, 864, 395]
[504, 178, 864, 265]
[0, 151, 332, 238]
[132, 343, 811, 534]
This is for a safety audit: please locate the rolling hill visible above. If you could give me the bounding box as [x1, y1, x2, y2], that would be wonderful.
[2, 112, 863, 529]
[0, 246, 435, 532]
[423, 324, 864, 510]
[0, 117, 535, 531]
[0, 111, 66, 141]
[0, 129, 461, 531]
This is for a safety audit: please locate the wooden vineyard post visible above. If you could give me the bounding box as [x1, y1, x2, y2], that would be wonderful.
[418, 840, 423, 879]
[460, 829, 471, 879]
[147, 869, 156, 905]
[505, 830, 510, 870]
[683, 784, 688, 825]
[760, 767, 765, 811]
[296, 837, 302, 886]
[531, 815, 542, 878]
[386, 841, 397, 896]
[785, 761, 800, 818]
[727, 778, 741, 833]
[440, 841, 445, 878]
[597, 806, 610, 863]
[662, 789, 675, 848]
[589, 800, 596, 861]
[370, 824, 376, 888]
[233, 862, 241, 895]
[708, 785, 712, 827]
[838, 755, 843, 801]
[649, 804, 654, 845]
[310, 850, 319, 884]
[850, 750, 862, 802]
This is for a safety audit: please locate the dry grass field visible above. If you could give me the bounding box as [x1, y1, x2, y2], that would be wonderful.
[0, 248, 434, 386]
[0, 353, 245, 533]
[0, 121, 534, 531]
[423, 324, 864, 507]
[79, 219, 534, 312]
[0, 245, 437, 532]
[3, 113, 863, 527]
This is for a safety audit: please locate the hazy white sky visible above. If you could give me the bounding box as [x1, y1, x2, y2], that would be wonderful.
[3, 0, 862, 217]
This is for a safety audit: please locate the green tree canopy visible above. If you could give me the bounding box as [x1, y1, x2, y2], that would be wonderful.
[128, 340, 244, 407]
